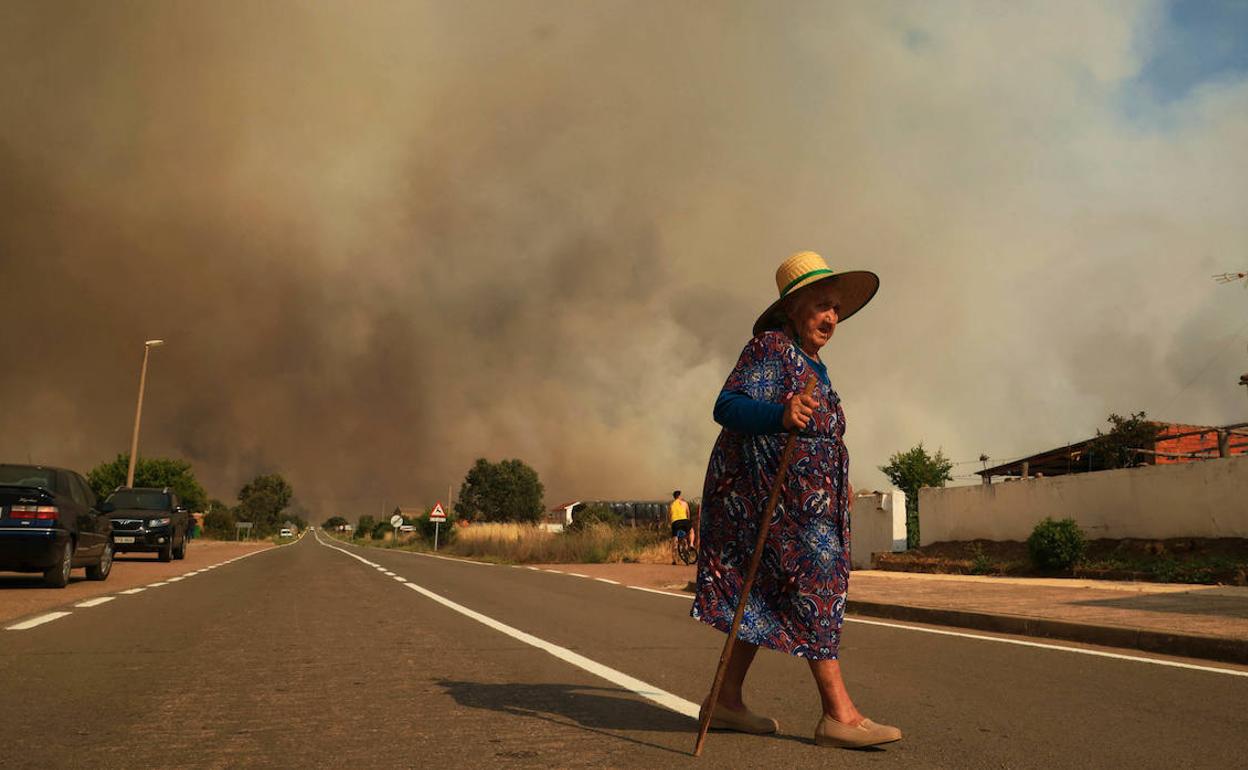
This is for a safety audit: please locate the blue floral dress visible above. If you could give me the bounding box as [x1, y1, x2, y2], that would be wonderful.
[691, 331, 851, 660]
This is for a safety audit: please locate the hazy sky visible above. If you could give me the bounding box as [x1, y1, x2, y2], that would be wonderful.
[1, 1, 1245, 518]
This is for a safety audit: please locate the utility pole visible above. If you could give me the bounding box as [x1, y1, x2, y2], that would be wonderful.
[126, 339, 165, 487]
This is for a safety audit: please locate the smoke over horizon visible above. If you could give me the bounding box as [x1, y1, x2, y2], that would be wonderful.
[2, 2, 1245, 517]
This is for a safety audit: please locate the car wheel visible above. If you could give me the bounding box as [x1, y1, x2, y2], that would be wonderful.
[173, 534, 186, 560]
[158, 541, 173, 562]
[87, 541, 113, 581]
[43, 541, 72, 588]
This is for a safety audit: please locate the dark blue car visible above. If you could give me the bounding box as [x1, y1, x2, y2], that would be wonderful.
[0, 464, 114, 587]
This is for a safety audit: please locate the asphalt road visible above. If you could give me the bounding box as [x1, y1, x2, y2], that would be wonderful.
[2, 531, 1245, 769]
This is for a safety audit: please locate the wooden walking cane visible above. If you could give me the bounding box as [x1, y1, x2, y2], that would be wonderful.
[693, 376, 817, 757]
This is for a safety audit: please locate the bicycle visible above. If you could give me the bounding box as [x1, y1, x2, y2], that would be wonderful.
[675, 525, 697, 565]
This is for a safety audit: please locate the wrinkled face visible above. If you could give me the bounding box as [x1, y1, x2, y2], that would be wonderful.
[785, 281, 841, 351]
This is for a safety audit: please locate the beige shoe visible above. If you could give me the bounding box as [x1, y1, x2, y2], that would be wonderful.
[814, 715, 902, 748]
[700, 701, 779, 734]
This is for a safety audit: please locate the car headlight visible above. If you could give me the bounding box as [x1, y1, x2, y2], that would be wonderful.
[148, 517, 172, 527]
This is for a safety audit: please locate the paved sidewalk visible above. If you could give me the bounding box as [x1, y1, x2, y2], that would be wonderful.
[537, 562, 1248, 665]
[848, 570, 1248, 665]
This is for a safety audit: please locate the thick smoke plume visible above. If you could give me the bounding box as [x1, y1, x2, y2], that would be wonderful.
[1, 2, 1245, 517]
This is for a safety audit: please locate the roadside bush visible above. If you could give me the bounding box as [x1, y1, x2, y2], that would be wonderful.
[203, 508, 236, 539]
[1027, 517, 1086, 570]
[566, 503, 623, 532]
[415, 510, 457, 546]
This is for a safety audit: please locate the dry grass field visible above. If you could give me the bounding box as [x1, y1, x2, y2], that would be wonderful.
[444, 522, 670, 564]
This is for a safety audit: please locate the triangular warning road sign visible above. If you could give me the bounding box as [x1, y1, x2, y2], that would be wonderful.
[429, 502, 446, 521]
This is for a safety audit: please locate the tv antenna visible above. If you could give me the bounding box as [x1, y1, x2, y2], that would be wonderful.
[1213, 271, 1247, 287]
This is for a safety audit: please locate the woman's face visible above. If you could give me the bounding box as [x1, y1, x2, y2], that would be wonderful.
[787, 282, 841, 352]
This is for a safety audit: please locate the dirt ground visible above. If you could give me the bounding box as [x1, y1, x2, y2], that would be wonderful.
[0, 538, 273, 624]
[873, 538, 1248, 585]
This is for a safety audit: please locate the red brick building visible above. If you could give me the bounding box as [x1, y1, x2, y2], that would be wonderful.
[977, 422, 1248, 481]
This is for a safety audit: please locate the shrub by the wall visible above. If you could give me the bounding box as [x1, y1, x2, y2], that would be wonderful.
[1027, 517, 1086, 570]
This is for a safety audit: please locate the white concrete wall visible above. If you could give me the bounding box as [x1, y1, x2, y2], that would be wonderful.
[851, 490, 907, 569]
[919, 455, 1248, 544]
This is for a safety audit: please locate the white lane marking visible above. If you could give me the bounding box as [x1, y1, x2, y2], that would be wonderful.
[315, 534, 698, 719]
[120, 588, 146, 594]
[844, 617, 1248, 679]
[525, 566, 541, 571]
[627, 585, 690, 599]
[383, 571, 395, 576]
[414, 551, 496, 567]
[393, 576, 408, 583]
[545, 569, 565, 575]
[75, 597, 116, 608]
[167, 577, 185, 582]
[595, 578, 620, 585]
[567, 572, 590, 578]
[147, 582, 168, 588]
[6, 612, 72, 630]
[621, 585, 1248, 678]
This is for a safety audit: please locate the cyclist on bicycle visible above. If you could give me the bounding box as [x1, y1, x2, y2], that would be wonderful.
[670, 489, 694, 565]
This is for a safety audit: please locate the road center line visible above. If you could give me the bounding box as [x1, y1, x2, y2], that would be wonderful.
[119, 587, 146, 594]
[595, 578, 620, 585]
[6, 612, 71, 630]
[75, 597, 116, 608]
[315, 533, 700, 719]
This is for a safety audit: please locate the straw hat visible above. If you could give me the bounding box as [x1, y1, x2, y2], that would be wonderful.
[752, 251, 879, 336]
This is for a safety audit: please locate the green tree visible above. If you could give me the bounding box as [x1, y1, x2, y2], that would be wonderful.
[355, 515, 377, 539]
[879, 444, 954, 549]
[236, 474, 294, 536]
[203, 499, 236, 539]
[87, 454, 208, 511]
[454, 458, 545, 523]
[1086, 412, 1161, 471]
[322, 515, 349, 530]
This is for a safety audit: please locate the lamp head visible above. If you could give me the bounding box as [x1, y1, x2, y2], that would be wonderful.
[145, 339, 165, 348]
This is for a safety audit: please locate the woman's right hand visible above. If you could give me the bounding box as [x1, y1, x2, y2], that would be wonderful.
[782, 390, 819, 431]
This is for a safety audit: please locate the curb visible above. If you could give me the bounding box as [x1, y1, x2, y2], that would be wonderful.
[846, 600, 1248, 666]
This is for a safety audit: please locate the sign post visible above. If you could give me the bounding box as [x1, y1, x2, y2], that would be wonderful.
[390, 513, 403, 541]
[429, 502, 446, 551]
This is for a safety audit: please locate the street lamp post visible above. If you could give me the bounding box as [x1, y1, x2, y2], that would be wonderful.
[126, 339, 165, 488]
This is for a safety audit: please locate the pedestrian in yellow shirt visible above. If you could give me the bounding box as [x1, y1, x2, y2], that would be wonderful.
[670, 490, 693, 565]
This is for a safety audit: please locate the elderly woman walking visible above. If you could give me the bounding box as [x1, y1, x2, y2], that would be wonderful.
[691, 251, 902, 749]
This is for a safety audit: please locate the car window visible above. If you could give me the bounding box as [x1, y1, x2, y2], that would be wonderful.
[61, 471, 86, 505]
[106, 490, 172, 510]
[74, 475, 97, 508]
[0, 465, 56, 490]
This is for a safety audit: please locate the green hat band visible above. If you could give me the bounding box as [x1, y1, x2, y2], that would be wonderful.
[780, 268, 835, 297]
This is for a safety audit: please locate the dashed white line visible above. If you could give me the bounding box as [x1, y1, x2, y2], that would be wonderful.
[75, 597, 116, 608]
[119, 587, 146, 594]
[167, 576, 185, 582]
[544, 569, 565, 575]
[146, 582, 168, 588]
[567, 572, 590, 578]
[6, 612, 72, 630]
[594, 578, 620, 585]
[392, 576, 408, 582]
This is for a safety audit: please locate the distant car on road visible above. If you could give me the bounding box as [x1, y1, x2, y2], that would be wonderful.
[0, 464, 114, 587]
[102, 487, 191, 562]
[279, 528, 294, 538]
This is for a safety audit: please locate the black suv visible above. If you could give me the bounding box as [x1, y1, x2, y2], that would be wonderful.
[102, 487, 191, 562]
[0, 464, 114, 587]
